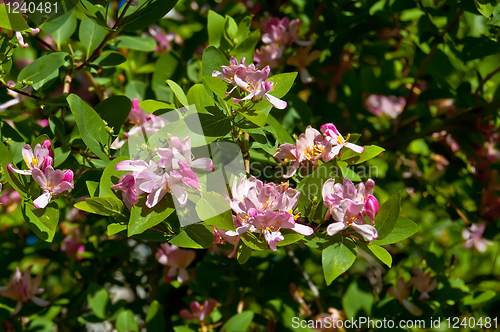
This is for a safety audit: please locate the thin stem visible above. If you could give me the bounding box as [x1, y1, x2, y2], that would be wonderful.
[286, 248, 324, 313]
[474, 66, 500, 107]
[244, 132, 250, 173]
[34, 35, 58, 52]
[0, 81, 42, 100]
[394, 9, 464, 134]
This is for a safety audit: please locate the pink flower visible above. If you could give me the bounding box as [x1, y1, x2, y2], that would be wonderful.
[1, 188, 22, 213]
[411, 269, 437, 301]
[365, 95, 406, 119]
[462, 223, 492, 252]
[125, 98, 167, 137]
[261, 17, 312, 51]
[314, 307, 343, 332]
[31, 166, 74, 209]
[8, 143, 50, 175]
[148, 25, 183, 52]
[179, 299, 216, 322]
[322, 178, 378, 241]
[254, 44, 280, 69]
[111, 173, 140, 210]
[273, 126, 332, 178]
[0, 266, 50, 315]
[156, 243, 196, 283]
[61, 229, 85, 260]
[212, 226, 240, 258]
[227, 176, 313, 250]
[320, 123, 364, 156]
[157, 136, 214, 171]
[212, 57, 287, 109]
[15, 28, 40, 49]
[387, 277, 423, 316]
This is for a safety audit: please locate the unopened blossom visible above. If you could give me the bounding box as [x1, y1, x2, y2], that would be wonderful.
[254, 44, 280, 69]
[31, 166, 74, 209]
[8, 142, 50, 175]
[387, 277, 423, 316]
[411, 269, 437, 301]
[322, 178, 378, 241]
[320, 123, 364, 156]
[462, 223, 492, 252]
[156, 243, 196, 283]
[365, 95, 406, 119]
[61, 229, 85, 260]
[212, 57, 287, 109]
[0, 266, 50, 315]
[227, 176, 313, 250]
[274, 126, 332, 178]
[286, 45, 322, 83]
[212, 226, 240, 258]
[148, 25, 183, 52]
[179, 299, 216, 322]
[16, 28, 40, 49]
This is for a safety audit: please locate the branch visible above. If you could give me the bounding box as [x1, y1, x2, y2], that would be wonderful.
[34, 35, 58, 52]
[0, 82, 42, 100]
[474, 66, 500, 107]
[393, 9, 464, 134]
[286, 248, 324, 313]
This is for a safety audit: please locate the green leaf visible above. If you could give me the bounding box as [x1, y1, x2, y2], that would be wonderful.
[42, 10, 77, 48]
[462, 290, 496, 305]
[67, 94, 110, 161]
[173, 327, 196, 332]
[122, 0, 179, 32]
[115, 35, 156, 52]
[49, 115, 66, 143]
[126, 80, 147, 101]
[99, 156, 129, 198]
[116, 310, 139, 332]
[129, 196, 176, 236]
[146, 300, 165, 332]
[94, 95, 131, 133]
[240, 232, 268, 250]
[207, 11, 226, 47]
[92, 51, 127, 67]
[0, 4, 30, 31]
[341, 145, 385, 165]
[139, 100, 176, 114]
[202, 76, 239, 107]
[79, 15, 107, 59]
[18, 52, 68, 91]
[267, 114, 294, 144]
[342, 279, 374, 319]
[242, 111, 268, 127]
[22, 201, 59, 242]
[237, 242, 252, 264]
[75, 197, 124, 217]
[253, 72, 298, 112]
[231, 30, 260, 60]
[152, 53, 179, 101]
[373, 216, 420, 245]
[78, 1, 110, 30]
[275, 231, 304, 247]
[367, 244, 392, 267]
[86, 181, 99, 197]
[53, 146, 71, 167]
[322, 235, 357, 285]
[475, 0, 499, 18]
[169, 223, 214, 249]
[107, 223, 127, 236]
[195, 192, 234, 230]
[374, 191, 401, 241]
[87, 285, 109, 319]
[221, 311, 254, 332]
[202, 45, 229, 78]
[166, 80, 188, 107]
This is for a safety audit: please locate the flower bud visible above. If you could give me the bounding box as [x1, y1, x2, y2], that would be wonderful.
[365, 178, 375, 194]
[63, 169, 74, 183]
[43, 156, 53, 172]
[42, 140, 53, 158]
[364, 195, 379, 220]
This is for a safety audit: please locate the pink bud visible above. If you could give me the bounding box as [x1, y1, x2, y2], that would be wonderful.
[42, 140, 53, 158]
[43, 156, 53, 172]
[364, 195, 379, 220]
[63, 170, 74, 183]
[365, 178, 375, 193]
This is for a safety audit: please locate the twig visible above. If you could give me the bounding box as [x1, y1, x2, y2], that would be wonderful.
[82, 71, 104, 101]
[63, 72, 72, 94]
[474, 66, 500, 107]
[244, 132, 250, 173]
[0, 81, 42, 100]
[393, 9, 464, 134]
[34, 35, 58, 52]
[286, 248, 324, 313]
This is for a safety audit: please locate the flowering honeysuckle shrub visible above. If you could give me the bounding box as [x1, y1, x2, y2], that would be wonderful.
[1, 0, 499, 331]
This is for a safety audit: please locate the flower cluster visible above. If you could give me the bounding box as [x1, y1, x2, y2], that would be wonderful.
[322, 178, 379, 241]
[212, 56, 287, 109]
[112, 136, 213, 209]
[0, 266, 50, 315]
[8, 140, 74, 209]
[365, 95, 406, 119]
[148, 25, 183, 53]
[226, 176, 314, 251]
[156, 243, 196, 283]
[274, 123, 364, 178]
